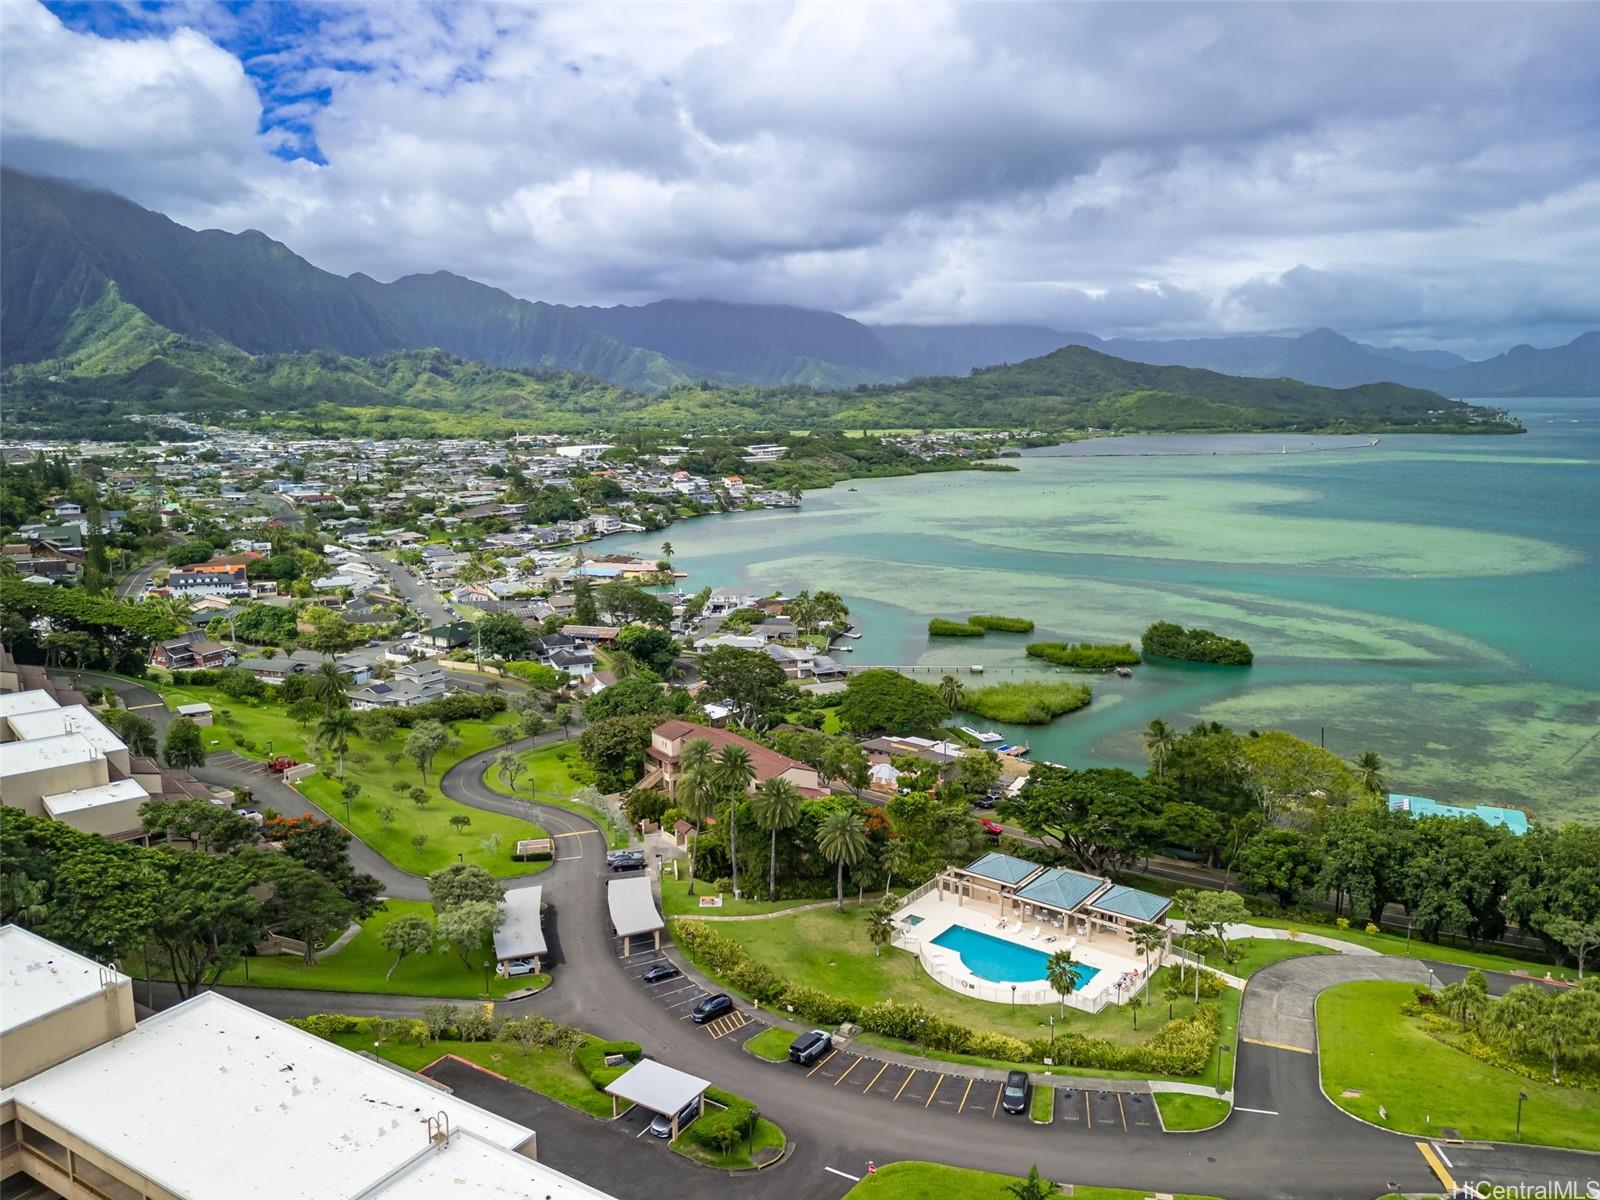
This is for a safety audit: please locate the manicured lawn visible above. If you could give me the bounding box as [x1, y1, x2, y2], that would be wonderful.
[659, 873, 828, 917]
[212, 900, 544, 999]
[158, 681, 548, 877]
[671, 1117, 785, 1169]
[743, 1027, 796, 1062]
[1318, 981, 1600, 1151]
[676, 906, 1241, 1085]
[1154, 1092, 1231, 1131]
[842, 1162, 1222, 1200]
[482, 740, 630, 849]
[330, 1032, 620, 1118]
[1200, 937, 1335, 977]
[1248, 916, 1577, 981]
[1030, 1084, 1054, 1122]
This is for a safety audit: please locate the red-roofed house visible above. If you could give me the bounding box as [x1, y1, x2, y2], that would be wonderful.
[646, 720, 823, 799]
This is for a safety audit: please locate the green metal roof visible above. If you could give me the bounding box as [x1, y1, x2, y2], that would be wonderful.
[1089, 884, 1172, 922]
[1016, 867, 1104, 912]
[961, 852, 1041, 886]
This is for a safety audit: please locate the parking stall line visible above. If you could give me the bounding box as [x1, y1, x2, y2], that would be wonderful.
[860, 1061, 890, 1094]
[991, 1088, 1001, 1119]
[924, 1074, 944, 1109]
[1084, 1090, 1092, 1129]
[1117, 1093, 1127, 1132]
[893, 1070, 917, 1102]
[956, 1077, 974, 1113]
[832, 1057, 862, 1087]
[806, 1050, 837, 1079]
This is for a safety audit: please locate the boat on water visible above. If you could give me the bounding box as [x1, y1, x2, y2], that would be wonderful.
[996, 744, 1030, 757]
[1114, 666, 1133, 678]
[960, 727, 1004, 743]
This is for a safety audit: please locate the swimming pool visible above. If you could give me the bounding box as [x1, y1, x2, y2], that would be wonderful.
[930, 925, 1101, 988]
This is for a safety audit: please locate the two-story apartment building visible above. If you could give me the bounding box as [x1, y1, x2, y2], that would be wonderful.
[644, 720, 824, 799]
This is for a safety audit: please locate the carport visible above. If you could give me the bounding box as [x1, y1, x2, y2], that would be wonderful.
[607, 876, 664, 956]
[604, 1059, 710, 1137]
[493, 884, 546, 974]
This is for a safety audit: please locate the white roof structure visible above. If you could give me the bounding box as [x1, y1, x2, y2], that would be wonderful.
[176, 702, 214, 716]
[41, 777, 150, 817]
[7, 705, 128, 758]
[0, 732, 100, 778]
[0, 689, 60, 720]
[365, 1129, 617, 1200]
[603, 1059, 710, 1118]
[7, 991, 538, 1200]
[0, 925, 127, 1035]
[606, 877, 663, 939]
[492, 886, 546, 962]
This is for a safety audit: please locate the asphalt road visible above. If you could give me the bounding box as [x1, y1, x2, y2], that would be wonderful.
[358, 550, 454, 627]
[84, 670, 1600, 1199]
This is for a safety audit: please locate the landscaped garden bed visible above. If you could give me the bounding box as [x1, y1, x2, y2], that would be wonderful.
[1153, 1092, 1231, 1131]
[840, 1162, 1222, 1200]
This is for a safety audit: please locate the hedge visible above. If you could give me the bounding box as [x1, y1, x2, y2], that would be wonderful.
[928, 618, 985, 637]
[672, 920, 1220, 1076]
[503, 661, 569, 690]
[968, 615, 1035, 633]
[574, 1039, 643, 1089]
[289, 1013, 429, 1044]
[692, 1085, 758, 1151]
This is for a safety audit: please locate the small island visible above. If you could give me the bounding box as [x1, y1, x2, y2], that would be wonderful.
[928, 613, 1035, 637]
[928, 618, 985, 637]
[959, 680, 1092, 724]
[1141, 621, 1253, 665]
[1026, 640, 1141, 669]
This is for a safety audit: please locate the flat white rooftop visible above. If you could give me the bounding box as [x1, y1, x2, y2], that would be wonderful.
[0, 689, 60, 720]
[0, 731, 101, 777]
[42, 777, 150, 817]
[364, 1129, 616, 1200]
[8, 991, 536, 1200]
[493, 885, 546, 962]
[7, 704, 128, 758]
[0, 925, 126, 1034]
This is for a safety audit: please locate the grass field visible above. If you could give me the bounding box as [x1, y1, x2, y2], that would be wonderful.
[211, 900, 544, 999]
[158, 680, 548, 877]
[1154, 1092, 1231, 1131]
[1318, 981, 1600, 1151]
[481, 740, 631, 849]
[676, 906, 1239, 1085]
[1246, 917, 1577, 981]
[671, 1117, 785, 1169]
[841, 1162, 1221, 1200]
[659, 873, 835, 917]
[744, 1026, 796, 1062]
[1200, 937, 1335, 977]
[329, 1032, 618, 1118]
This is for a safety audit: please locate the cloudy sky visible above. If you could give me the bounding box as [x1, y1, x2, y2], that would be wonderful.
[3, 1, 1597, 355]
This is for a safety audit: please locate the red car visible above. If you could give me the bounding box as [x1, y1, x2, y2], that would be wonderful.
[981, 818, 1004, 839]
[265, 757, 299, 773]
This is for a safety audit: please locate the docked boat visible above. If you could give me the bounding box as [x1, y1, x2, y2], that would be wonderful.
[1114, 666, 1133, 678]
[996, 744, 1030, 757]
[960, 727, 1004, 743]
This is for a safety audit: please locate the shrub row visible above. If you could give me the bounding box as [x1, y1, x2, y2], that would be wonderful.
[1025, 641, 1141, 669]
[928, 618, 985, 637]
[969, 614, 1035, 633]
[503, 661, 569, 690]
[574, 1039, 643, 1089]
[290, 1013, 430, 1044]
[692, 1085, 760, 1152]
[672, 920, 1220, 1075]
[391, 693, 507, 726]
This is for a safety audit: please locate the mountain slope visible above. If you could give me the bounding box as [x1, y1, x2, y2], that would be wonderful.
[870, 323, 1094, 377]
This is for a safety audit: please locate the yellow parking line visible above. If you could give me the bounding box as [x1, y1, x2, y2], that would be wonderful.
[806, 1050, 836, 1079]
[1085, 1091, 1092, 1130]
[893, 1070, 917, 1102]
[862, 1061, 890, 1094]
[956, 1077, 974, 1112]
[833, 1057, 861, 1087]
[990, 1087, 1001, 1119]
[1117, 1093, 1127, 1132]
[925, 1074, 944, 1109]
[1416, 1142, 1456, 1193]
[1241, 1036, 1313, 1054]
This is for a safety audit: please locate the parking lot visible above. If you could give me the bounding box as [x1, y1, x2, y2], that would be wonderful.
[620, 945, 1162, 1138]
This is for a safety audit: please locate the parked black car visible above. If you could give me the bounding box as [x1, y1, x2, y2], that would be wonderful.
[787, 1030, 832, 1065]
[642, 963, 680, 983]
[609, 852, 647, 872]
[1000, 1070, 1031, 1115]
[690, 993, 734, 1024]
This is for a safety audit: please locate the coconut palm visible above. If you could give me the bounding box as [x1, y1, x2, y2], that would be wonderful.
[660, 541, 674, 559]
[880, 838, 908, 899]
[1129, 922, 1167, 973]
[817, 806, 869, 912]
[712, 744, 756, 896]
[678, 738, 716, 896]
[1046, 949, 1081, 1017]
[1354, 750, 1387, 795]
[752, 777, 802, 900]
[938, 674, 966, 711]
[317, 709, 358, 779]
[609, 651, 639, 680]
[310, 661, 351, 713]
[1142, 719, 1177, 773]
[867, 896, 898, 957]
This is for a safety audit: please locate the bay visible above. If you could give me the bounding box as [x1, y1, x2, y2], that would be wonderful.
[602, 398, 1600, 823]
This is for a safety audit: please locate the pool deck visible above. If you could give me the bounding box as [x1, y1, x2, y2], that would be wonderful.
[893, 890, 1150, 1010]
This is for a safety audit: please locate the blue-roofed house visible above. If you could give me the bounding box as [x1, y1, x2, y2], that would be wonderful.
[1388, 793, 1530, 836]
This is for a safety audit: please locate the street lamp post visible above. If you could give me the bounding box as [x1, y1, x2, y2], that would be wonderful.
[1517, 1091, 1528, 1141]
[483, 959, 493, 996]
[1010, 984, 1016, 1014]
[1215, 1044, 1230, 1095]
[1048, 1014, 1055, 1063]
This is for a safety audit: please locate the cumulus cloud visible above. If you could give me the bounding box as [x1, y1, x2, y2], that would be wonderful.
[2, 0, 1597, 354]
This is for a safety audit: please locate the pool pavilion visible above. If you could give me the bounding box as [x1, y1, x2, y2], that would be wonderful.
[894, 852, 1173, 1011]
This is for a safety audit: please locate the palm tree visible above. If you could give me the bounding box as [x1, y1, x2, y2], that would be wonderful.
[1, 872, 49, 927]
[660, 541, 674, 559]
[1046, 949, 1080, 1017]
[752, 777, 802, 900]
[867, 896, 898, 956]
[880, 838, 907, 899]
[1005, 1166, 1061, 1200]
[1355, 750, 1386, 795]
[817, 806, 869, 912]
[310, 661, 351, 713]
[713, 744, 756, 896]
[610, 651, 639, 680]
[938, 674, 965, 711]
[1129, 922, 1167, 973]
[678, 738, 716, 896]
[1142, 719, 1176, 773]
[317, 709, 358, 779]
